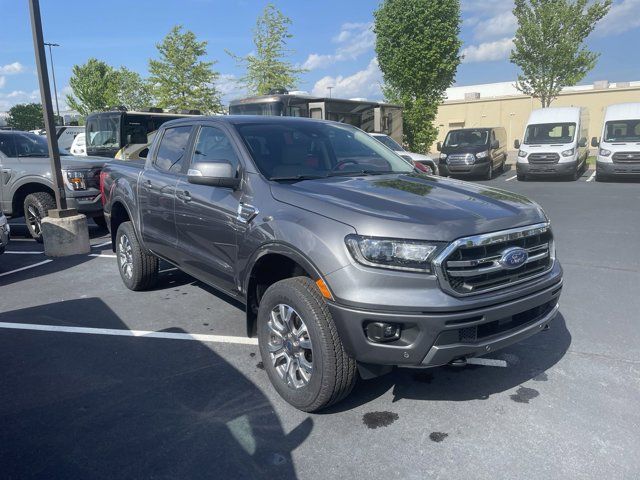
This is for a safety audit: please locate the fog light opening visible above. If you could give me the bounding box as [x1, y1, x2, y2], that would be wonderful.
[365, 322, 402, 343]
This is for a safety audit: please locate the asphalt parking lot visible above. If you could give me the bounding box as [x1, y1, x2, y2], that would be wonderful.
[1, 170, 639, 479]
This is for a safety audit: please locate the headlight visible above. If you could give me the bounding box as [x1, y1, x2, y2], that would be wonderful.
[475, 151, 489, 159]
[63, 169, 89, 190]
[561, 148, 575, 157]
[518, 150, 528, 158]
[440, 153, 447, 160]
[599, 148, 612, 157]
[345, 235, 444, 273]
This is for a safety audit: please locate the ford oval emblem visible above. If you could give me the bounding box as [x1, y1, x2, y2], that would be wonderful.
[499, 247, 529, 270]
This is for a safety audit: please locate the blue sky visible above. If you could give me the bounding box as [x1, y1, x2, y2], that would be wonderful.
[1, 0, 638, 112]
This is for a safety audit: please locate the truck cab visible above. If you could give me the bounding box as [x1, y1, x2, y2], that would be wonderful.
[592, 103, 640, 181]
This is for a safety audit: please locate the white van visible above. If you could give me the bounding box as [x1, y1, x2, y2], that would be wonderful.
[592, 103, 640, 181]
[515, 107, 589, 181]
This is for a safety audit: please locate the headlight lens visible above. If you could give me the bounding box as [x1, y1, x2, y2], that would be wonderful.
[599, 148, 612, 157]
[518, 150, 528, 158]
[475, 151, 489, 159]
[345, 235, 444, 273]
[561, 148, 575, 157]
[439, 153, 447, 160]
[63, 169, 88, 190]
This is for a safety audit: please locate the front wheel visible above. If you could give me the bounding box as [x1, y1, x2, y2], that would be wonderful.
[517, 172, 526, 181]
[258, 277, 357, 412]
[23, 192, 56, 242]
[115, 221, 158, 291]
[485, 161, 494, 180]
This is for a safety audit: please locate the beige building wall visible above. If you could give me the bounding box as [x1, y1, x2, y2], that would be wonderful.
[432, 84, 640, 153]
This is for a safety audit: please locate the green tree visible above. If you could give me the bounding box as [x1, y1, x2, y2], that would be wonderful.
[374, 0, 462, 152]
[66, 58, 118, 115]
[511, 0, 612, 107]
[148, 25, 222, 113]
[111, 67, 154, 111]
[6, 103, 44, 131]
[228, 3, 306, 95]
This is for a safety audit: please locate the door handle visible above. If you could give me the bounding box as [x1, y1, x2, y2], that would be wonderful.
[145, 179, 152, 187]
[177, 190, 192, 202]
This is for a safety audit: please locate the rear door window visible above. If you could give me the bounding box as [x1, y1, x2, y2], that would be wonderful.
[154, 126, 193, 173]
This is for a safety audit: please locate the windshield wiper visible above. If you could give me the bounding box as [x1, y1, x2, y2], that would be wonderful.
[269, 174, 328, 182]
[327, 170, 397, 177]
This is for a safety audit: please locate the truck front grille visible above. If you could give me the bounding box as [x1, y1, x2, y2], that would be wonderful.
[528, 153, 560, 164]
[434, 223, 554, 296]
[447, 154, 475, 166]
[612, 152, 640, 164]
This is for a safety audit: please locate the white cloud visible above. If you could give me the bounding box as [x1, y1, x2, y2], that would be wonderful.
[303, 22, 375, 70]
[474, 11, 517, 41]
[0, 62, 25, 75]
[0, 89, 40, 111]
[595, 0, 640, 36]
[217, 73, 247, 104]
[0, 77, 5, 89]
[461, 37, 514, 63]
[311, 58, 382, 99]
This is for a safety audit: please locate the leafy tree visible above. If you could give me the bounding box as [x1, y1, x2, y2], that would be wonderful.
[228, 3, 306, 95]
[111, 67, 154, 111]
[7, 103, 44, 131]
[66, 58, 118, 115]
[374, 0, 462, 152]
[511, 0, 612, 107]
[148, 25, 222, 113]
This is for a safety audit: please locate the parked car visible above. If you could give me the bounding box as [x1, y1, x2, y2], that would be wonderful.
[31, 125, 85, 152]
[0, 130, 108, 241]
[0, 211, 9, 254]
[369, 133, 438, 175]
[102, 116, 563, 412]
[591, 103, 640, 181]
[515, 107, 589, 181]
[437, 127, 507, 180]
[70, 132, 86, 156]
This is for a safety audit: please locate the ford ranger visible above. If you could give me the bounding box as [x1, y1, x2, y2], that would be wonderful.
[101, 116, 563, 412]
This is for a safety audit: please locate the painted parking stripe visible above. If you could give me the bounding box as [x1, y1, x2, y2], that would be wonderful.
[9, 238, 36, 242]
[5, 251, 44, 255]
[505, 175, 518, 182]
[466, 358, 508, 368]
[159, 267, 179, 274]
[92, 240, 112, 248]
[89, 253, 117, 258]
[0, 260, 53, 277]
[586, 171, 596, 182]
[0, 321, 259, 345]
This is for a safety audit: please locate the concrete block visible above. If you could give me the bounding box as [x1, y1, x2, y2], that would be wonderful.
[42, 214, 90, 257]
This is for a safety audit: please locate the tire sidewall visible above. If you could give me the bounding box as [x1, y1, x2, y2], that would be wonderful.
[115, 222, 137, 290]
[23, 193, 54, 241]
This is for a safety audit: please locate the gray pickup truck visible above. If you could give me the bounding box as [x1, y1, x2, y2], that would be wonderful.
[0, 130, 107, 241]
[102, 116, 563, 412]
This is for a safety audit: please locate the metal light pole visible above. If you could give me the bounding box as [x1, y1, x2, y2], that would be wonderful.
[327, 86, 334, 99]
[44, 42, 60, 123]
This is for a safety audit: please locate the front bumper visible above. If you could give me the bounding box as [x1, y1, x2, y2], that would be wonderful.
[440, 161, 489, 177]
[517, 160, 577, 176]
[66, 189, 103, 217]
[597, 160, 640, 177]
[328, 277, 562, 367]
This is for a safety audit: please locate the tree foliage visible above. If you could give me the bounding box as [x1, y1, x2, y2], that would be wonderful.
[511, 0, 612, 107]
[7, 103, 44, 131]
[228, 3, 306, 95]
[149, 25, 222, 113]
[66, 58, 119, 115]
[111, 67, 153, 111]
[374, 0, 462, 152]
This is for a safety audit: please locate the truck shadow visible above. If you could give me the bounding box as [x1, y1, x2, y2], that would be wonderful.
[327, 313, 571, 411]
[0, 298, 310, 480]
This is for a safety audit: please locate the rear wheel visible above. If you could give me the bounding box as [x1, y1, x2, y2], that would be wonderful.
[258, 277, 357, 412]
[23, 192, 56, 242]
[115, 221, 158, 291]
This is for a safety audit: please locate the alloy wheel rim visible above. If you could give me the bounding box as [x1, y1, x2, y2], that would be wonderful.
[26, 205, 41, 236]
[118, 233, 134, 280]
[267, 304, 313, 389]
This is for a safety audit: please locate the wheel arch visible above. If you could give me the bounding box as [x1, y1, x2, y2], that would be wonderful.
[11, 180, 56, 217]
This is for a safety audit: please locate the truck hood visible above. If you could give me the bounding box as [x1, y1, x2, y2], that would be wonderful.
[60, 155, 110, 169]
[270, 174, 547, 242]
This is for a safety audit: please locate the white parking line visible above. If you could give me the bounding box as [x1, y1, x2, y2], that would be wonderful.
[9, 238, 35, 242]
[89, 254, 117, 258]
[586, 171, 597, 182]
[0, 260, 53, 277]
[0, 321, 259, 345]
[159, 267, 179, 274]
[505, 175, 518, 182]
[466, 358, 508, 368]
[5, 251, 44, 255]
[92, 241, 112, 248]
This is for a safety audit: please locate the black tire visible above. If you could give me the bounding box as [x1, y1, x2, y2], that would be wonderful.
[115, 221, 158, 291]
[570, 165, 580, 181]
[93, 215, 107, 230]
[258, 276, 357, 412]
[23, 191, 56, 242]
[517, 172, 526, 181]
[595, 171, 607, 182]
[485, 161, 494, 180]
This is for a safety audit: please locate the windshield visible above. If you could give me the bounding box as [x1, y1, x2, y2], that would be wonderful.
[229, 101, 284, 116]
[604, 120, 640, 142]
[444, 129, 489, 147]
[373, 134, 404, 151]
[0, 132, 69, 157]
[87, 114, 120, 149]
[236, 121, 414, 181]
[524, 123, 576, 145]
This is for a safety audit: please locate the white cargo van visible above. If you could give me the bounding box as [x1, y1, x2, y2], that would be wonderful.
[515, 107, 589, 181]
[591, 103, 640, 181]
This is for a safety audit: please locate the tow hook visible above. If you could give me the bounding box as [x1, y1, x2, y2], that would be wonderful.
[449, 358, 468, 367]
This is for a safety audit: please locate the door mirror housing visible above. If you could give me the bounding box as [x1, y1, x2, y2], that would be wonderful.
[578, 137, 588, 148]
[491, 139, 500, 149]
[138, 147, 149, 159]
[187, 161, 240, 189]
[436, 142, 442, 152]
[514, 139, 521, 149]
[591, 137, 599, 148]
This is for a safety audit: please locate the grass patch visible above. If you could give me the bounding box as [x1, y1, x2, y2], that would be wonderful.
[587, 156, 597, 166]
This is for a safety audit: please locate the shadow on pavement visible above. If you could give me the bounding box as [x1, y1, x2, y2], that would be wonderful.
[0, 298, 310, 479]
[326, 313, 571, 412]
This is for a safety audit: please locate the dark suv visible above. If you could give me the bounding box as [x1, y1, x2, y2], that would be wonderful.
[102, 116, 563, 411]
[438, 127, 508, 179]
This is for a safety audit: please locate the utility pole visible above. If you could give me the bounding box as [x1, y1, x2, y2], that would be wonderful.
[327, 86, 334, 99]
[44, 42, 60, 123]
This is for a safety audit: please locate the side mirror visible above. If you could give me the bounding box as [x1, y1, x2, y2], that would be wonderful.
[579, 137, 588, 148]
[591, 137, 599, 148]
[436, 142, 442, 152]
[187, 160, 240, 189]
[514, 139, 521, 149]
[138, 147, 149, 159]
[491, 140, 500, 149]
